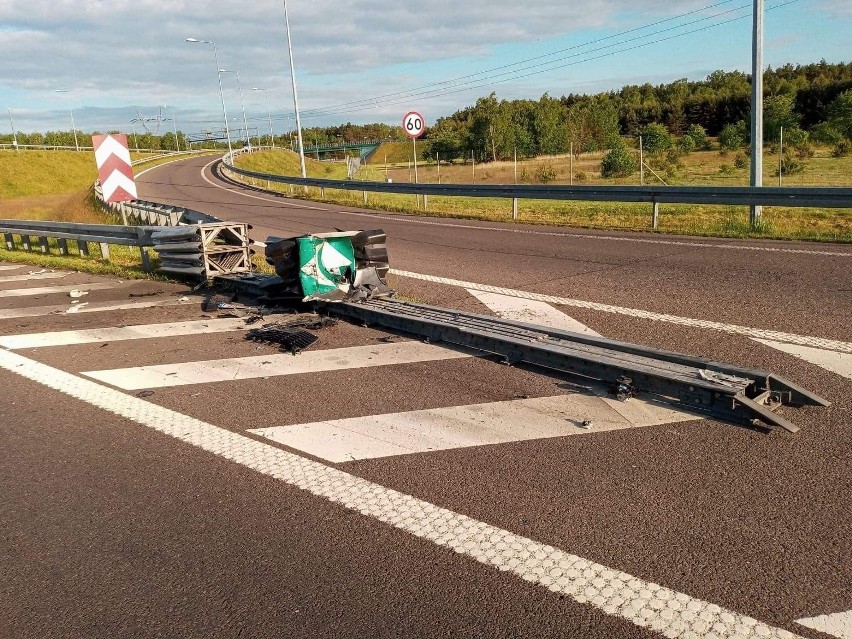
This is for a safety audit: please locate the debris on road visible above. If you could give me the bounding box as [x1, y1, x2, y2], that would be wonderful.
[245, 324, 319, 355]
[69, 289, 88, 298]
[128, 290, 164, 298]
[64, 302, 89, 314]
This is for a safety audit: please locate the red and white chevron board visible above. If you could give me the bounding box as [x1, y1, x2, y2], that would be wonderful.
[92, 134, 137, 203]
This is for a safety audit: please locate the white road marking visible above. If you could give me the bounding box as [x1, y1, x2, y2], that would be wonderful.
[83, 341, 473, 390]
[0, 318, 250, 350]
[250, 391, 696, 463]
[203, 163, 851, 258]
[393, 270, 852, 354]
[0, 283, 117, 298]
[0, 298, 194, 320]
[468, 289, 601, 336]
[754, 339, 852, 381]
[0, 265, 23, 271]
[0, 347, 804, 639]
[796, 610, 852, 639]
[0, 272, 67, 283]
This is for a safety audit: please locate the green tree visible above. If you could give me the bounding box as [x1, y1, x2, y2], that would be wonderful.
[719, 120, 748, 150]
[685, 124, 709, 149]
[826, 89, 852, 139]
[763, 94, 799, 141]
[601, 139, 637, 178]
[639, 122, 672, 153]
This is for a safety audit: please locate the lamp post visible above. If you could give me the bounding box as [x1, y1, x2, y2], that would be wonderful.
[252, 88, 275, 148]
[283, 0, 307, 178]
[164, 105, 181, 151]
[219, 69, 250, 147]
[185, 37, 232, 156]
[54, 89, 79, 151]
[7, 107, 19, 153]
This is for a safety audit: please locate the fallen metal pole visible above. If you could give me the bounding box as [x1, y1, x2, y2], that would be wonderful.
[324, 298, 828, 433]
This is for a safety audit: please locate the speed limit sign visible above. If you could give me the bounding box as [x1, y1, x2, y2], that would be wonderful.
[402, 111, 425, 139]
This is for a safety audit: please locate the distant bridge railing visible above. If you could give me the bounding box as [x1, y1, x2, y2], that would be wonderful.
[219, 148, 852, 227]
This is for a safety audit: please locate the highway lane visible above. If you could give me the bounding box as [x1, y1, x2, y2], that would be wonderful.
[137, 155, 852, 342]
[2, 156, 850, 638]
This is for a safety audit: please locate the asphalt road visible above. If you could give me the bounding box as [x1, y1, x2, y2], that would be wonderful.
[1, 156, 850, 639]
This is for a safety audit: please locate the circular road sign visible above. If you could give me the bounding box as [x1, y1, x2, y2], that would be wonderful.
[402, 111, 425, 139]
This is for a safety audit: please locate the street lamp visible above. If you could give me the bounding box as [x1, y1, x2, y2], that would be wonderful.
[163, 105, 181, 151]
[185, 37, 233, 156]
[7, 107, 19, 153]
[282, 0, 307, 178]
[219, 69, 250, 148]
[54, 89, 79, 151]
[251, 87, 275, 148]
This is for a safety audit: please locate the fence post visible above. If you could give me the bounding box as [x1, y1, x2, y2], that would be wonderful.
[38, 237, 50, 254]
[58, 239, 69, 256]
[78, 241, 89, 257]
[4, 233, 14, 250]
[99, 243, 111, 260]
[652, 201, 659, 230]
[423, 194, 428, 211]
[363, 191, 367, 205]
[21, 235, 31, 251]
[512, 198, 519, 221]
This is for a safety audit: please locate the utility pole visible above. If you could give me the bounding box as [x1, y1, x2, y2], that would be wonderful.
[283, 0, 307, 179]
[778, 125, 783, 187]
[750, 0, 764, 226]
[639, 135, 644, 185]
[8, 107, 19, 153]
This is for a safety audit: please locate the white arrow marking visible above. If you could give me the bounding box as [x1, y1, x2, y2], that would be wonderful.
[95, 136, 132, 168]
[101, 170, 138, 201]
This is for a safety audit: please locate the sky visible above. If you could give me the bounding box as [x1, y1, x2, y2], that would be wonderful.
[0, 0, 849, 138]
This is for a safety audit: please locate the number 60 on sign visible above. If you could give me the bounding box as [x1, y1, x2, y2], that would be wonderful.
[402, 111, 425, 139]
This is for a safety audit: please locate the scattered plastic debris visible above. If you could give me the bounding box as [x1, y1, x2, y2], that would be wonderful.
[178, 296, 191, 302]
[579, 419, 594, 429]
[615, 376, 636, 402]
[69, 289, 88, 298]
[128, 290, 164, 298]
[65, 303, 89, 314]
[28, 269, 48, 275]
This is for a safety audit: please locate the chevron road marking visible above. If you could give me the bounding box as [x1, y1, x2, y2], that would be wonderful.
[0, 318, 250, 350]
[753, 339, 852, 381]
[82, 341, 473, 390]
[0, 297, 194, 320]
[796, 610, 852, 639]
[0, 283, 117, 298]
[93, 133, 137, 202]
[0, 347, 806, 639]
[469, 289, 602, 336]
[0, 272, 67, 284]
[392, 270, 852, 354]
[250, 392, 696, 463]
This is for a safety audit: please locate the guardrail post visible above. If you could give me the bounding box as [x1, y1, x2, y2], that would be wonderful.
[120, 205, 128, 226]
[423, 194, 428, 211]
[78, 241, 89, 257]
[139, 247, 151, 272]
[58, 239, 69, 256]
[38, 237, 50, 254]
[99, 243, 110, 260]
[4, 233, 14, 250]
[21, 235, 31, 251]
[652, 201, 660, 230]
[512, 198, 519, 221]
[363, 191, 367, 205]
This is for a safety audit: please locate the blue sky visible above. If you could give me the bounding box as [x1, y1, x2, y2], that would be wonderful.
[0, 0, 849, 136]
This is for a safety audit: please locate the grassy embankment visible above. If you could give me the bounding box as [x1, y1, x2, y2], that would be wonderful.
[0, 150, 185, 277]
[235, 143, 852, 242]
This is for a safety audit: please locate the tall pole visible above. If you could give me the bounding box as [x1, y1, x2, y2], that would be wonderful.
[54, 89, 79, 151]
[778, 125, 783, 187]
[166, 106, 180, 151]
[186, 38, 232, 156]
[235, 71, 250, 146]
[283, 0, 307, 178]
[253, 88, 275, 147]
[639, 135, 644, 185]
[750, 0, 764, 225]
[8, 107, 19, 153]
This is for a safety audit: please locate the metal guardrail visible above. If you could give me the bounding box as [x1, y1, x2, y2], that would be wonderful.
[93, 182, 219, 227]
[220, 148, 852, 227]
[1, 219, 158, 270]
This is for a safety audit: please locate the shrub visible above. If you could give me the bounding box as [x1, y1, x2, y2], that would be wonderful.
[794, 142, 815, 159]
[685, 124, 710, 150]
[719, 121, 748, 150]
[733, 153, 748, 169]
[776, 151, 805, 176]
[601, 141, 637, 178]
[574, 171, 588, 182]
[676, 135, 696, 154]
[534, 165, 558, 183]
[718, 164, 734, 175]
[833, 140, 850, 157]
[810, 123, 843, 145]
